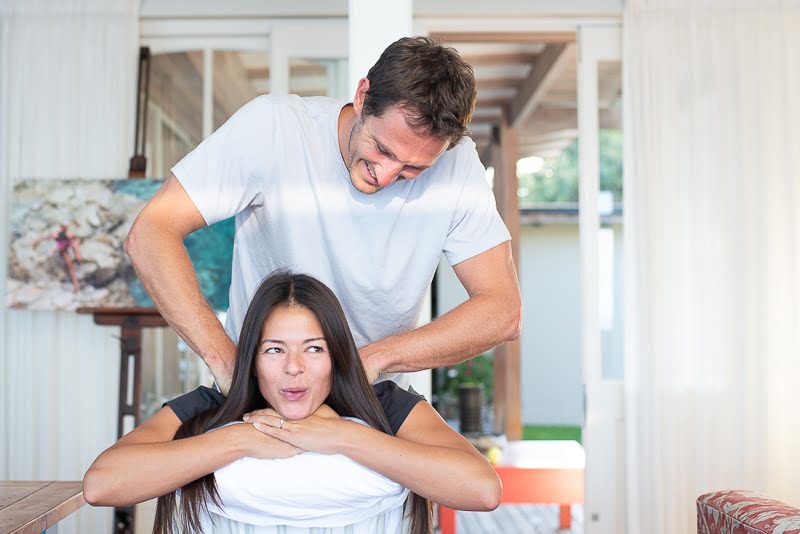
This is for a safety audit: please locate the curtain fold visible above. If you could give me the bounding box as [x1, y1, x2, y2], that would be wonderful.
[624, 1, 800, 532]
[0, 1, 138, 532]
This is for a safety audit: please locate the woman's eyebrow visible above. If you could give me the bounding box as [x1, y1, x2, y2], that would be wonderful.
[259, 338, 286, 347]
[259, 337, 325, 347]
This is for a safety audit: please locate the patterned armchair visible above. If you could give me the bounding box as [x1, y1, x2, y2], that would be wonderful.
[697, 490, 800, 534]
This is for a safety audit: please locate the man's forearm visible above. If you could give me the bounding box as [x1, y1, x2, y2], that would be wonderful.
[362, 290, 522, 376]
[125, 221, 235, 391]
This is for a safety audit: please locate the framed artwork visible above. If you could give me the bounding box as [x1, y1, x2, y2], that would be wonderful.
[7, 178, 233, 311]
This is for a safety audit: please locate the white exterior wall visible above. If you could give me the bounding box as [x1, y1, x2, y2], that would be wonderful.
[437, 223, 624, 426]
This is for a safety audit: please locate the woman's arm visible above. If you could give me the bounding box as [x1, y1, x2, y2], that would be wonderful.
[31, 231, 54, 247]
[82, 407, 300, 507]
[252, 402, 502, 511]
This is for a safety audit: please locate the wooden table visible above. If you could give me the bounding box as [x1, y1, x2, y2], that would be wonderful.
[0, 482, 86, 534]
[439, 440, 584, 533]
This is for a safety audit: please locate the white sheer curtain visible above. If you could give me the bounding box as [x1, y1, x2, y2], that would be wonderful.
[0, 1, 138, 532]
[623, 0, 800, 532]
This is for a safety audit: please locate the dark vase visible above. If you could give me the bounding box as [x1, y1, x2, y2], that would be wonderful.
[458, 384, 484, 434]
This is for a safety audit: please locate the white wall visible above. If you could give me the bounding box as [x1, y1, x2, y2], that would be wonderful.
[437, 223, 624, 426]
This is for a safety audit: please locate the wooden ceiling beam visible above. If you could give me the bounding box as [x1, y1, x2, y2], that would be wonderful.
[476, 77, 527, 90]
[473, 100, 510, 124]
[471, 106, 505, 120]
[246, 63, 327, 80]
[509, 43, 571, 128]
[461, 52, 538, 66]
[475, 96, 512, 106]
[433, 31, 575, 44]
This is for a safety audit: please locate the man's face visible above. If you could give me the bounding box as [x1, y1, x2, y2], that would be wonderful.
[345, 106, 449, 194]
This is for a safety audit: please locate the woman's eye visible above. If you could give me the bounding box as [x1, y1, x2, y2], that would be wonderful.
[265, 347, 282, 354]
[307, 345, 324, 353]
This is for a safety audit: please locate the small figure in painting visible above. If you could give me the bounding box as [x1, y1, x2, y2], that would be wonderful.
[32, 223, 82, 293]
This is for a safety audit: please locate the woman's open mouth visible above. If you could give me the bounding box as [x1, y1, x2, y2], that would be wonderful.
[280, 388, 308, 401]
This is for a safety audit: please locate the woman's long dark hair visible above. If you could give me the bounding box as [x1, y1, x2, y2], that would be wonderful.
[154, 271, 431, 534]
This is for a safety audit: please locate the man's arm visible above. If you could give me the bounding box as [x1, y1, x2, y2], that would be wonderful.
[124, 175, 237, 392]
[360, 241, 521, 379]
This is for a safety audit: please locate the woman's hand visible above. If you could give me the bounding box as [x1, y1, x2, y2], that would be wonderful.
[228, 422, 305, 459]
[244, 404, 350, 455]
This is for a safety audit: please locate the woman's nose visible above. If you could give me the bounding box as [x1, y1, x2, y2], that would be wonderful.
[284, 351, 304, 375]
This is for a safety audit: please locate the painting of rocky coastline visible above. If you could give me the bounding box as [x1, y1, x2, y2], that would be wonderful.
[7, 178, 233, 312]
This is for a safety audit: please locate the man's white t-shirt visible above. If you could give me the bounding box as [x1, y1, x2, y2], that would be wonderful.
[173, 94, 510, 387]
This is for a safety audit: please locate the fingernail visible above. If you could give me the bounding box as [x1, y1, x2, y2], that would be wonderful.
[243, 413, 250, 420]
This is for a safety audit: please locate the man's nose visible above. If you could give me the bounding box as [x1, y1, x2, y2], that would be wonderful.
[375, 160, 404, 187]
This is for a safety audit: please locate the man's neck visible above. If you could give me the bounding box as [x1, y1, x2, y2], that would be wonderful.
[337, 103, 356, 165]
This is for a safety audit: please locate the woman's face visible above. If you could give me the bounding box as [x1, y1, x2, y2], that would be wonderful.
[255, 305, 332, 420]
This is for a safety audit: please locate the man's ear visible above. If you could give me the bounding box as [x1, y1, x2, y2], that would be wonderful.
[352, 78, 370, 115]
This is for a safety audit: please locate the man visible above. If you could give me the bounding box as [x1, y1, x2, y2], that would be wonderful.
[125, 36, 521, 394]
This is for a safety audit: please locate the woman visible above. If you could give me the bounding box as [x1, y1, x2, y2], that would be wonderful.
[32, 223, 82, 293]
[83, 272, 501, 533]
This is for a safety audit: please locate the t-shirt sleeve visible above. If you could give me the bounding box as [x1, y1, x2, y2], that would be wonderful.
[171, 96, 276, 226]
[442, 142, 511, 266]
[373, 381, 425, 435]
[163, 386, 225, 423]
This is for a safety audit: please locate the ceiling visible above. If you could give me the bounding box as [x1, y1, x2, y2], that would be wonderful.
[431, 32, 622, 161]
[148, 32, 622, 167]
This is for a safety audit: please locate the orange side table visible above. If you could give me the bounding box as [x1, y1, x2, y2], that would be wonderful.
[439, 440, 584, 532]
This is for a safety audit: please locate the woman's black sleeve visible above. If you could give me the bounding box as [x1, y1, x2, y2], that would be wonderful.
[373, 381, 426, 435]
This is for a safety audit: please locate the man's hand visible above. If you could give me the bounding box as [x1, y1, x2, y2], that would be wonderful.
[244, 404, 349, 455]
[347, 242, 522, 377]
[359, 344, 387, 383]
[208, 346, 237, 396]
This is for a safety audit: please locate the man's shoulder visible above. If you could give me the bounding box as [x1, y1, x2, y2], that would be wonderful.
[420, 135, 484, 188]
[251, 94, 344, 120]
[433, 135, 479, 168]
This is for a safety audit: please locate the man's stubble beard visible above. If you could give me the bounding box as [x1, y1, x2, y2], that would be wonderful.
[346, 116, 378, 194]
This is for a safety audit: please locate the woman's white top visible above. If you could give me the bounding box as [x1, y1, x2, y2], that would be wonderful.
[199, 419, 409, 533]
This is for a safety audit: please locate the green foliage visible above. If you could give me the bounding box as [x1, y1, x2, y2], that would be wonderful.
[442, 353, 494, 401]
[523, 425, 582, 443]
[517, 129, 623, 204]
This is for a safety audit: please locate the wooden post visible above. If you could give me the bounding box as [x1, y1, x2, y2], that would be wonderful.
[79, 307, 168, 534]
[490, 121, 522, 440]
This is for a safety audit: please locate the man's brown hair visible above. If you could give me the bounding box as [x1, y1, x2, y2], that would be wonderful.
[363, 36, 476, 149]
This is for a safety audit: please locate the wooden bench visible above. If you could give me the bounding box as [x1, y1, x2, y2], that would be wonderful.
[0, 481, 86, 534]
[439, 440, 585, 532]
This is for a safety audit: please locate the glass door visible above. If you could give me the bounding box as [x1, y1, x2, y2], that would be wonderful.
[577, 24, 624, 534]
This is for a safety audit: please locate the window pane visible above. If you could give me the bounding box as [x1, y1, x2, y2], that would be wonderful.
[213, 50, 269, 130]
[147, 51, 205, 178]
